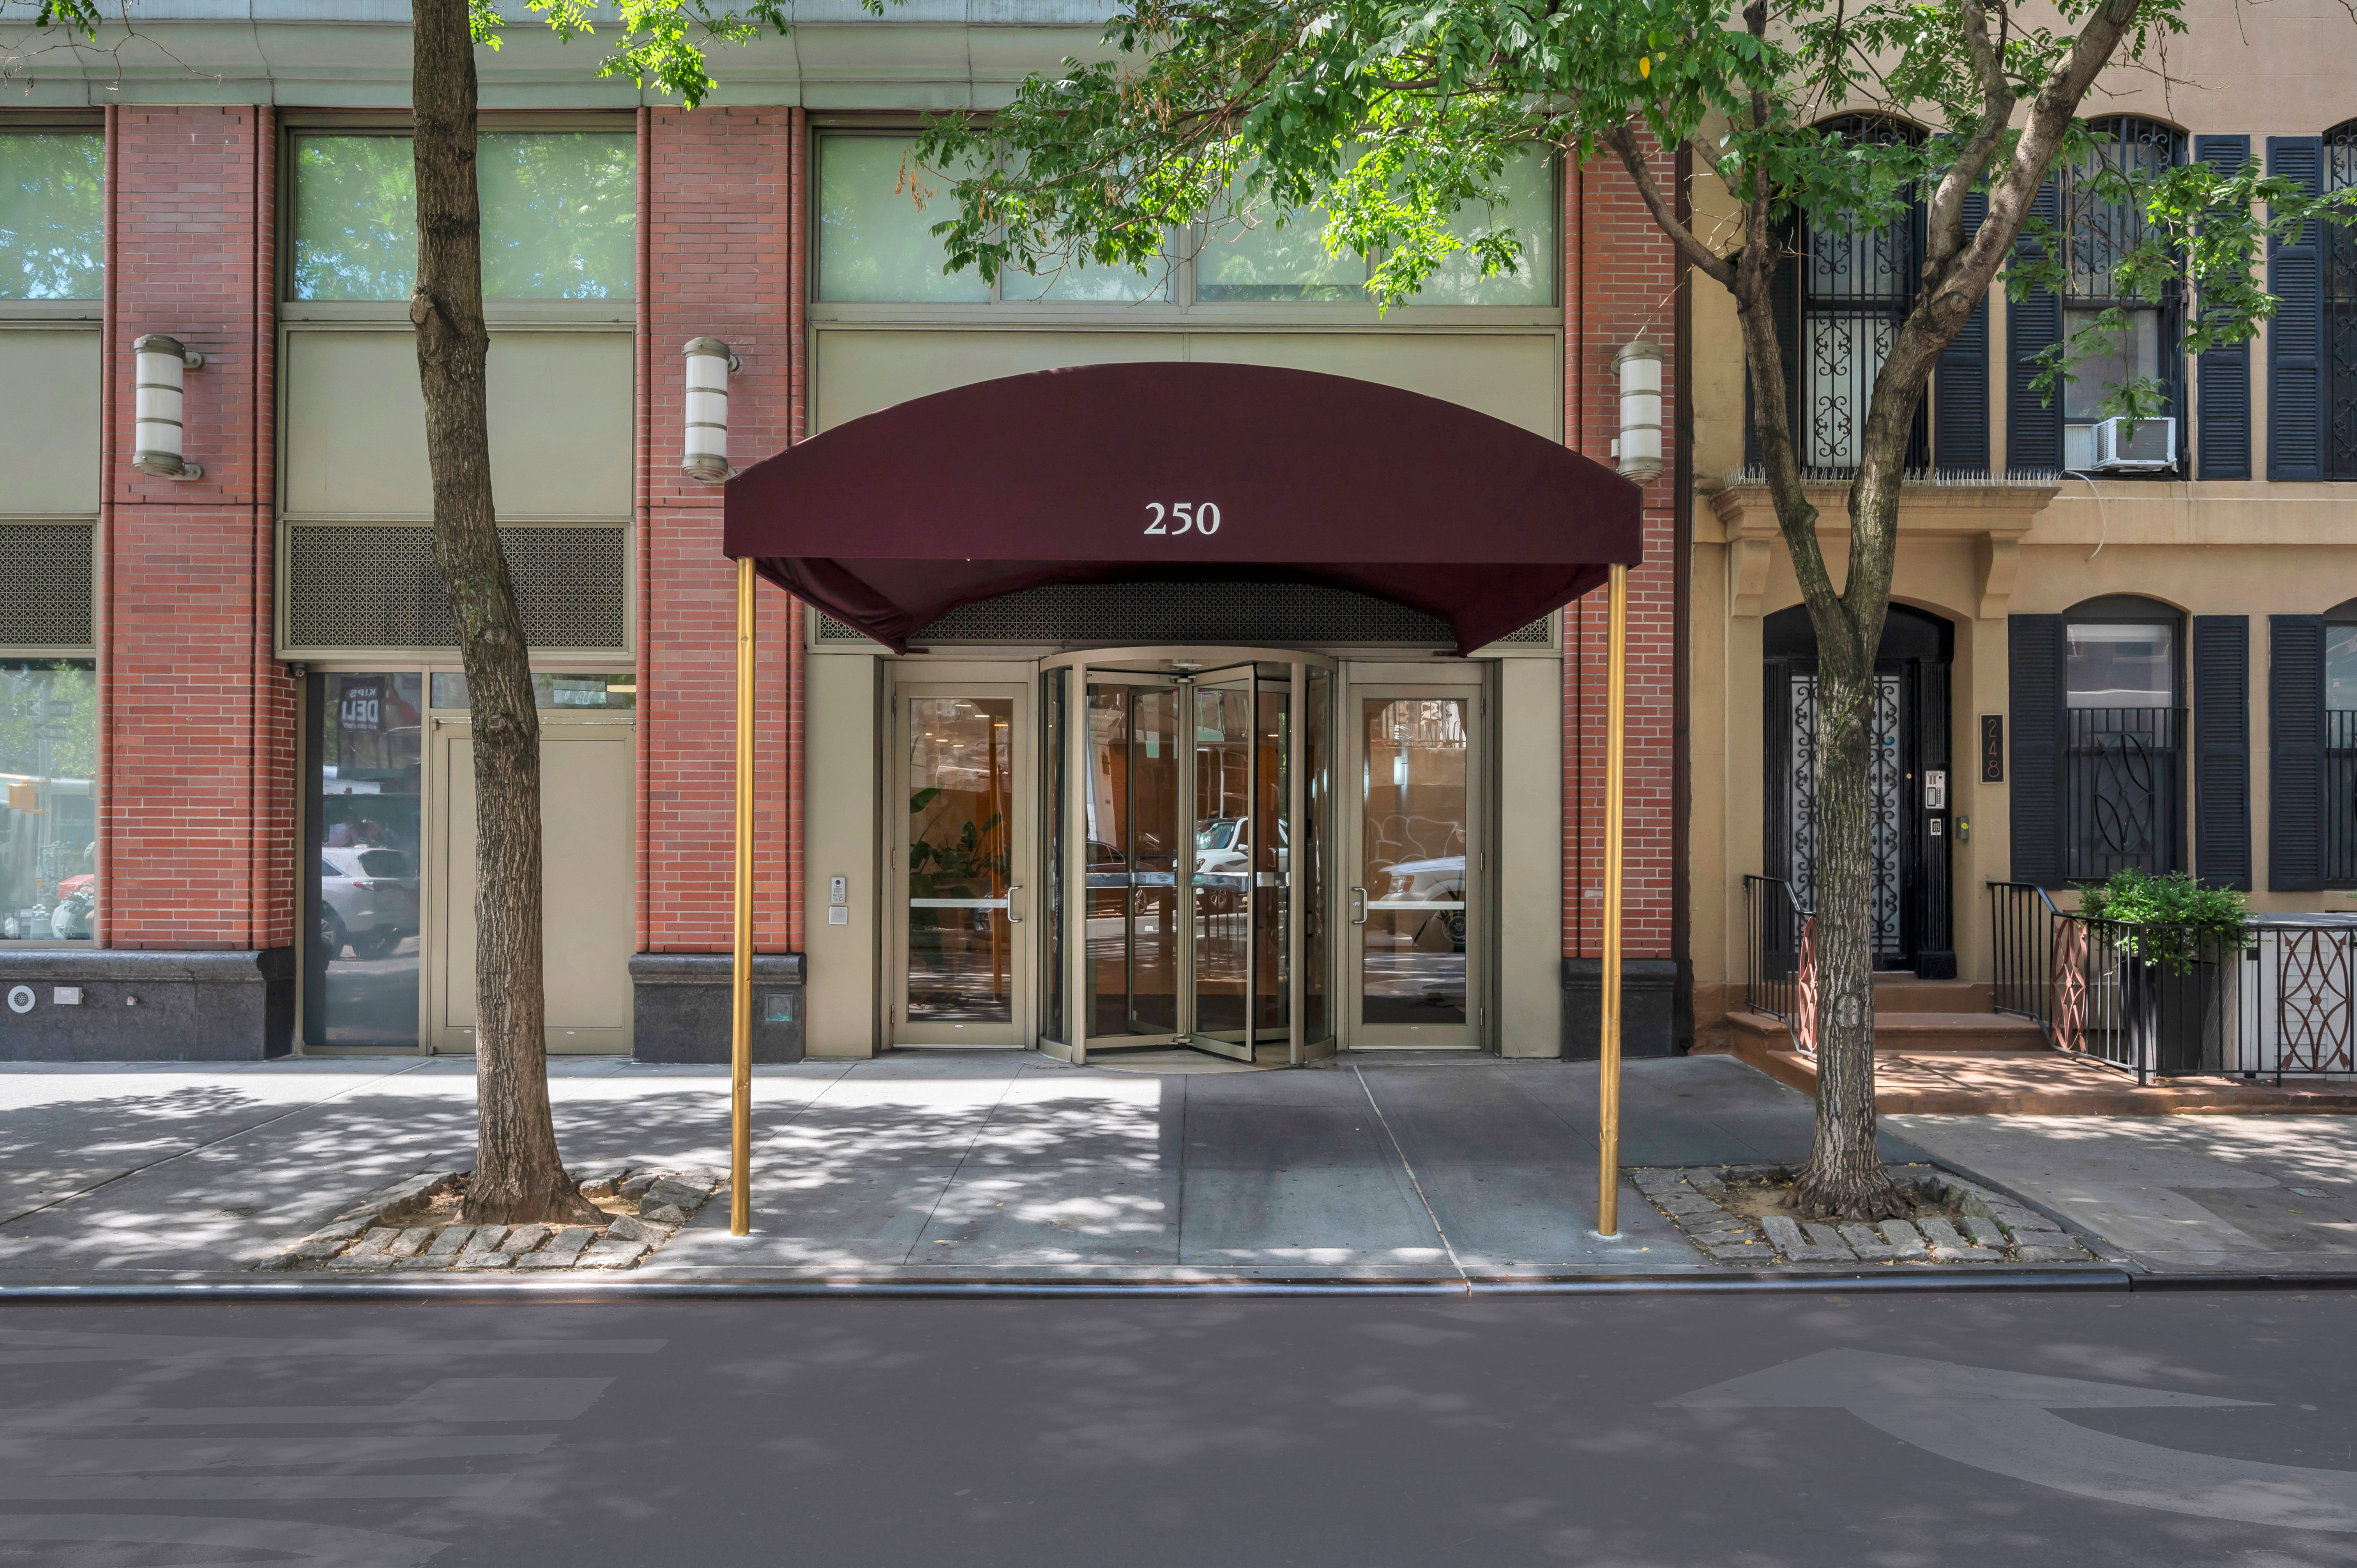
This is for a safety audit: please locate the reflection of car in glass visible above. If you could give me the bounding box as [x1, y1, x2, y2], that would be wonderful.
[46, 874, 96, 939]
[1194, 816, 1290, 880]
[1372, 855, 1467, 948]
[318, 847, 418, 960]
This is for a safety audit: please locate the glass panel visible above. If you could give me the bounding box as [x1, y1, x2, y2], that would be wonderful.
[1191, 683, 1256, 1035]
[292, 132, 637, 302]
[815, 135, 991, 304]
[906, 697, 1014, 1023]
[1086, 685, 1131, 1037]
[0, 661, 98, 944]
[1113, 687, 1183, 1036]
[1196, 167, 1367, 301]
[1253, 683, 1290, 1038]
[1302, 667, 1331, 1045]
[1004, 253, 1169, 303]
[429, 672, 638, 710]
[1409, 149, 1555, 305]
[0, 132, 105, 300]
[2329, 622, 2357, 713]
[2061, 306, 2163, 421]
[2066, 622, 2174, 707]
[1041, 669, 1065, 1044]
[1803, 313, 1898, 469]
[307, 673, 424, 1043]
[1360, 698, 1469, 1026]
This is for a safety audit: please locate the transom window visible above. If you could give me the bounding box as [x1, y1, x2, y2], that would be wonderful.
[0, 130, 104, 301]
[813, 131, 1555, 308]
[290, 130, 636, 301]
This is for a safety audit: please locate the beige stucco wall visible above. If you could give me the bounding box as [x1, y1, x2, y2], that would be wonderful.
[804, 650, 883, 1058]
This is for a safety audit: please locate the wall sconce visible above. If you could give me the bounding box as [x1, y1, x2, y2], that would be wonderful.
[682, 337, 740, 484]
[1612, 336, 1663, 483]
[131, 334, 205, 481]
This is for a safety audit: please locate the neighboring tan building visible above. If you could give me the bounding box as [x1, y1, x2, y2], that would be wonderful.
[0, 5, 1687, 1065]
[1686, 0, 2357, 1050]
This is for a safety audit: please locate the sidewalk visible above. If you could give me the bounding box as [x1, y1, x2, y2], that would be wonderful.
[1, 1051, 2348, 1284]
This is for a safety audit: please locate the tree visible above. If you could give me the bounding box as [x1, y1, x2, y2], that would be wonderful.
[25, 0, 785, 1226]
[906, 0, 2355, 1217]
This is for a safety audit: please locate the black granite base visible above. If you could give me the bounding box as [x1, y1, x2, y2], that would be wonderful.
[1562, 957, 1683, 1060]
[630, 953, 805, 1064]
[0, 948, 294, 1061]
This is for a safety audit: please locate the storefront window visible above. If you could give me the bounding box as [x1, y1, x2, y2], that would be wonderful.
[428, 672, 637, 710]
[816, 135, 992, 304]
[306, 673, 424, 1045]
[0, 661, 97, 944]
[292, 132, 636, 301]
[0, 131, 104, 301]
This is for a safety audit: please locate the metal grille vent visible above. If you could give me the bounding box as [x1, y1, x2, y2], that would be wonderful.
[286, 525, 626, 650]
[0, 524, 95, 648]
[816, 584, 1554, 648]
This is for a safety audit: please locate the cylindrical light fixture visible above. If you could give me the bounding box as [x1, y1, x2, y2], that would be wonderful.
[683, 337, 740, 484]
[1612, 336, 1663, 483]
[131, 333, 205, 480]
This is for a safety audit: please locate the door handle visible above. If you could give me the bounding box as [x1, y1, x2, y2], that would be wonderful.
[1005, 885, 1023, 923]
[1349, 886, 1367, 925]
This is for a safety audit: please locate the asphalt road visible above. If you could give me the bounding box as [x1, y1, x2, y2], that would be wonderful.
[5, 1291, 2357, 1566]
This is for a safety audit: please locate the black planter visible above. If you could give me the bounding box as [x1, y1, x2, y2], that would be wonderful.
[2118, 954, 2224, 1077]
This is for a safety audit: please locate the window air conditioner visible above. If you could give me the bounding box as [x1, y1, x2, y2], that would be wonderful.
[2085, 415, 2177, 471]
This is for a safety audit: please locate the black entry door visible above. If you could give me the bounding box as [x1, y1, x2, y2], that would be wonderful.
[1763, 607, 1956, 976]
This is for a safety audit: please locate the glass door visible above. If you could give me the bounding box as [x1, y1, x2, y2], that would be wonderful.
[894, 688, 1028, 1045]
[1186, 666, 1260, 1061]
[1347, 689, 1481, 1049]
[1084, 678, 1184, 1044]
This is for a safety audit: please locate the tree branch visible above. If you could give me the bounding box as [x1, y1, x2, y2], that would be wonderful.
[1603, 123, 1735, 288]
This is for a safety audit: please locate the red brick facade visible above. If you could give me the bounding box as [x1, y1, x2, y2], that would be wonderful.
[65, 105, 1682, 1024]
[1562, 144, 1679, 963]
[100, 105, 298, 953]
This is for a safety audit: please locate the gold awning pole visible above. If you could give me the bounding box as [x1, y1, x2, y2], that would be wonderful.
[1597, 562, 1628, 1238]
[730, 556, 754, 1237]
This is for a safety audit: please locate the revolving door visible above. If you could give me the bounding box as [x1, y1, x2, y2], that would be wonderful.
[1039, 652, 1335, 1064]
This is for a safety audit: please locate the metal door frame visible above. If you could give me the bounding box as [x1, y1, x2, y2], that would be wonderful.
[1341, 681, 1486, 1051]
[888, 678, 1035, 1047]
[1039, 647, 1337, 1065]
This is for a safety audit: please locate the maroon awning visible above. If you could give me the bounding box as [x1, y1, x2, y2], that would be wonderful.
[723, 360, 1641, 655]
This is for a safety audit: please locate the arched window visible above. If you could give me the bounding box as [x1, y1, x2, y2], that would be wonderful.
[1749, 115, 1931, 476]
[2326, 121, 2357, 477]
[2057, 117, 2186, 473]
[2061, 595, 2184, 879]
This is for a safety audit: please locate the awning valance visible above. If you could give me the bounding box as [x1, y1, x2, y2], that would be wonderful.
[723, 361, 1642, 655]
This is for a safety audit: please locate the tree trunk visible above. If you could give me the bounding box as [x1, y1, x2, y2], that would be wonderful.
[411, 0, 599, 1228]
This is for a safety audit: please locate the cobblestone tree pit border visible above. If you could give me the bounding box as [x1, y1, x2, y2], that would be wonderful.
[261, 1164, 724, 1273]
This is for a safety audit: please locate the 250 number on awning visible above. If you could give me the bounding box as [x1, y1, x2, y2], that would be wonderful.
[1143, 502, 1222, 536]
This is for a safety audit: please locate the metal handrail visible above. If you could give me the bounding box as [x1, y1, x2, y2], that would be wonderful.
[1742, 874, 1817, 1056]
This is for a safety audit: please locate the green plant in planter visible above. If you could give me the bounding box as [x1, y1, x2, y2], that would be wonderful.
[2076, 869, 2252, 973]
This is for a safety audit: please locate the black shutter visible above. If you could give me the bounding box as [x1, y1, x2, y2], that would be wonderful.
[1935, 191, 1991, 474]
[2193, 136, 2254, 480]
[2270, 615, 2328, 890]
[2007, 178, 2065, 474]
[2009, 614, 2067, 888]
[1746, 236, 1804, 472]
[2267, 136, 2326, 481]
[2193, 615, 2252, 890]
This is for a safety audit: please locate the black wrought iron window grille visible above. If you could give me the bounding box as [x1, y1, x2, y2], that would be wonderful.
[2062, 706, 2186, 881]
[2328, 609, 2357, 887]
[2326, 120, 2357, 480]
[2056, 117, 2186, 463]
[1798, 115, 1927, 475]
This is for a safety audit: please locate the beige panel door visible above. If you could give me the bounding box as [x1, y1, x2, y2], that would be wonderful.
[1343, 685, 1484, 1049]
[0, 331, 101, 515]
[433, 717, 635, 1054]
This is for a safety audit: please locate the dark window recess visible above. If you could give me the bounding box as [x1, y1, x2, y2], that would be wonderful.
[2056, 118, 2186, 475]
[2267, 136, 2327, 480]
[2270, 616, 2328, 890]
[2192, 135, 2254, 480]
[2191, 615, 2251, 890]
[2329, 122, 2357, 479]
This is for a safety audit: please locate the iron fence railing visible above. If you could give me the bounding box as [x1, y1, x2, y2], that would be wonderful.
[1992, 882, 2357, 1084]
[2063, 706, 2184, 883]
[1742, 874, 1817, 1055]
